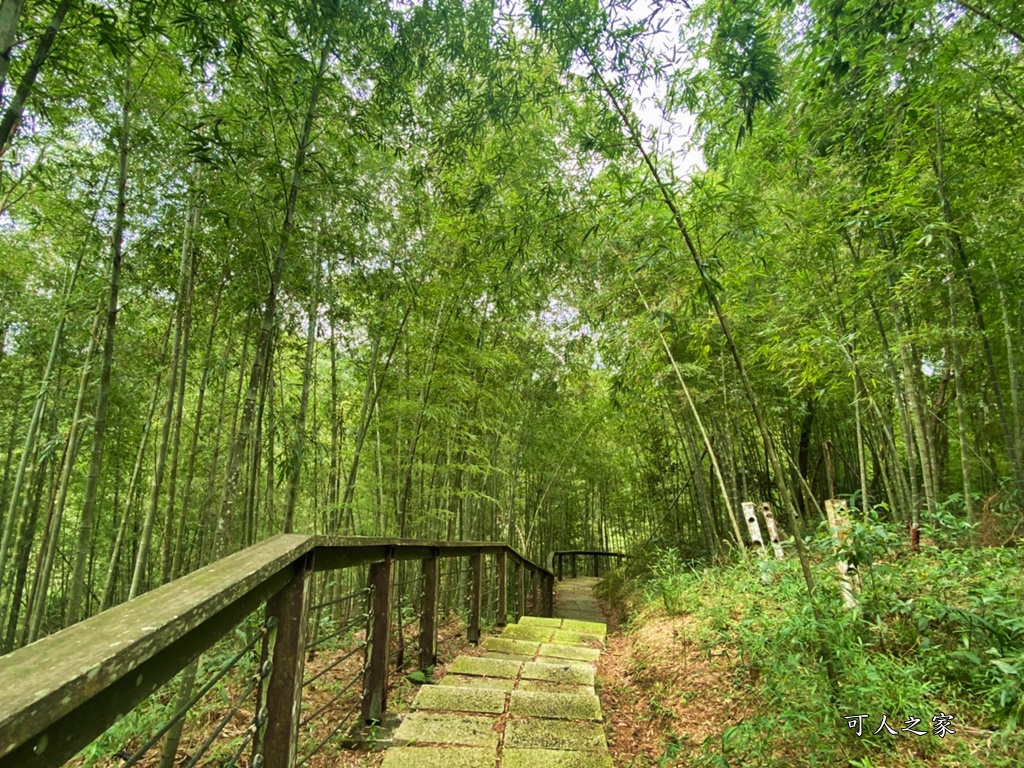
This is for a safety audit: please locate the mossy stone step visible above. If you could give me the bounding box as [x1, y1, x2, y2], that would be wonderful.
[538, 655, 596, 667]
[381, 746, 495, 768]
[393, 712, 499, 747]
[504, 718, 607, 751]
[482, 651, 534, 662]
[412, 685, 506, 714]
[522, 660, 596, 686]
[383, 592, 612, 768]
[559, 619, 607, 637]
[551, 628, 603, 646]
[482, 637, 540, 656]
[503, 749, 615, 768]
[538, 643, 601, 663]
[440, 674, 515, 691]
[500, 624, 556, 642]
[448, 655, 522, 679]
[517, 679, 594, 696]
[509, 689, 602, 721]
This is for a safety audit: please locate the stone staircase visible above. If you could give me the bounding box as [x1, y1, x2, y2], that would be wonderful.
[382, 616, 612, 767]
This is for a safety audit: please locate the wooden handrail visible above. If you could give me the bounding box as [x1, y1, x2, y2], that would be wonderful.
[548, 549, 628, 580]
[0, 535, 554, 768]
[550, 549, 629, 557]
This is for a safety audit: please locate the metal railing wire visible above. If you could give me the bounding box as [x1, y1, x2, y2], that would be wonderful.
[119, 617, 275, 768]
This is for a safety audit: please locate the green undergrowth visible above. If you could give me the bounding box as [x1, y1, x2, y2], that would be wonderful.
[600, 522, 1024, 767]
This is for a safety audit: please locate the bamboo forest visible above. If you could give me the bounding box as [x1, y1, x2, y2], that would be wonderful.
[0, 1, 1023, 766]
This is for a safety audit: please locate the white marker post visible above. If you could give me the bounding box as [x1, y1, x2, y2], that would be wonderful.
[825, 498, 860, 610]
[742, 501, 772, 584]
[741, 501, 766, 554]
[760, 502, 785, 560]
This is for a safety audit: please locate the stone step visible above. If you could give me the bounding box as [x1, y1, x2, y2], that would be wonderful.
[382, 595, 612, 768]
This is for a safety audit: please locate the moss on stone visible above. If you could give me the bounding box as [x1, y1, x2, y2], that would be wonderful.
[503, 749, 614, 768]
[503, 718, 607, 751]
[448, 656, 522, 679]
[517, 679, 593, 696]
[538, 643, 600, 663]
[551, 629, 603, 647]
[440, 675, 515, 692]
[412, 685, 506, 714]
[482, 637, 540, 656]
[509, 690, 601, 721]
[519, 616, 563, 628]
[382, 746, 496, 768]
[501, 624, 556, 642]
[522, 661, 595, 686]
[482, 652, 534, 662]
[559, 619, 607, 637]
[393, 712, 499, 747]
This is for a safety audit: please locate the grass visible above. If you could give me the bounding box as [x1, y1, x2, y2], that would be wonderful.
[597, 517, 1024, 767]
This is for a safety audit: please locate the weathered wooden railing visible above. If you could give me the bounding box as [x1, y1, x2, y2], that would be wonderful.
[549, 549, 628, 581]
[0, 535, 554, 768]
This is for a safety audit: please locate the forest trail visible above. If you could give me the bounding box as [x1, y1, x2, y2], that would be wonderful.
[553, 576, 606, 624]
[382, 586, 611, 768]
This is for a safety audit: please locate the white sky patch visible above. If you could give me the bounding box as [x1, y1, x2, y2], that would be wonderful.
[534, 295, 605, 369]
[604, 0, 706, 180]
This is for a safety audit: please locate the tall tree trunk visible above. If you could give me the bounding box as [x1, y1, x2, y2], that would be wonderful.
[398, 305, 450, 537]
[0, 0, 73, 155]
[680, 410, 719, 558]
[171, 265, 226, 579]
[593, 62, 838, 691]
[933, 114, 1024, 493]
[209, 323, 251, 558]
[25, 307, 101, 642]
[66, 72, 130, 625]
[0, 245, 86, 634]
[0, 0, 27, 96]
[886, 277, 937, 536]
[0, 394, 25, 532]
[161, 193, 199, 583]
[216, 42, 331, 555]
[948, 273, 976, 537]
[2, 432, 49, 652]
[327, 319, 341, 533]
[105, 325, 170, 608]
[632, 275, 743, 551]
[131, 196, 196, 593]
[992, 261, 1022, 477]
[340, 303, 412, 529]
[246, 332, 273, 545]
[848, 231, 918, 523]
[283, 262, 319, 533]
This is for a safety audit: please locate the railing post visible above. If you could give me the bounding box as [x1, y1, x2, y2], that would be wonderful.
[468, 550, 483, 643]
[515, 559, 525, 622]
[545, 574, 554, 617]
[594, 554, 600, 578]
[419, 550, 439, 670]
[362, 551, 394, 723]
[557, 553, 563, 581]
[571, 553, 577, 578]
[496, 549, 508, 628]
[263, 551, 314, 768]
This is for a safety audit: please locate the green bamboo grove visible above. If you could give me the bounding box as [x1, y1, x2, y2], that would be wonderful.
[0, 0, 1021, 653]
